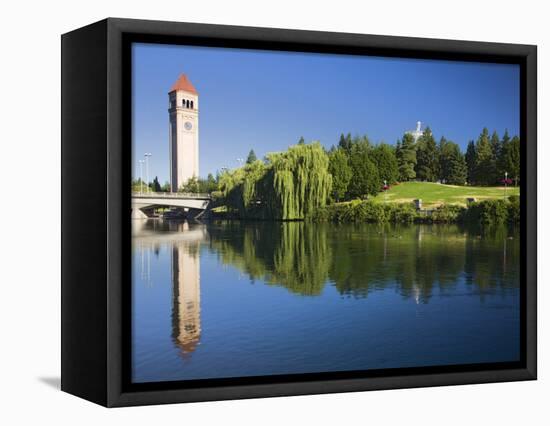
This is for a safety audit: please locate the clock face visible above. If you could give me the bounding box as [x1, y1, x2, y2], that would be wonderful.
[184, 121, 193, 131]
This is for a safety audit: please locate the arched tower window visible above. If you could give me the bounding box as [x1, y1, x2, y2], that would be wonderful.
[182, 98, 186, 107]
[186, 100, 190, 108]
[190, 101, 194, 109]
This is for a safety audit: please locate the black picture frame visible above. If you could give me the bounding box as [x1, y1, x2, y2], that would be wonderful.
[61, 17, 537, 407]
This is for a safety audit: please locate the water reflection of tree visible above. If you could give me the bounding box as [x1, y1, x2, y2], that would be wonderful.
[207, 221, 519, 302]
[209, 222, 331, 295]
[464, 225, 520, 297]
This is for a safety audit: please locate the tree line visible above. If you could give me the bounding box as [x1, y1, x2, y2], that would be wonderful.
[131, 127, 520, 219]
[131, 176, 167, 192]
[329, 126, 520, 202]
[131, 174, 219, 193]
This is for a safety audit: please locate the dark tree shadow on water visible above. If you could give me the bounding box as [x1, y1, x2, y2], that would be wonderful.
[38, 377, 60, 390]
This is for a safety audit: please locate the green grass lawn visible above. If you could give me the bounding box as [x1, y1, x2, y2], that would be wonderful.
[372, 181, 519, 208]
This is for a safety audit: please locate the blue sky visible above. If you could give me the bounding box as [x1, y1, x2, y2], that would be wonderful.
[132, 43, 520, 183]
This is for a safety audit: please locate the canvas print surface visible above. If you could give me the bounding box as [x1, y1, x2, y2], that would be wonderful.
[131, 43, 521, 384]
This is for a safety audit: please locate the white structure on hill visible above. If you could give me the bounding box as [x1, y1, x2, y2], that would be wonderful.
[407, 121, 423, 142]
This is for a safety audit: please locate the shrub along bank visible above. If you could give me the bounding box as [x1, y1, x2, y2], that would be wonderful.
[309, 196, 520, 226]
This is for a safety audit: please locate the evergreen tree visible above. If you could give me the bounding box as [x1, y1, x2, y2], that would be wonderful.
[415, 127, 439, 181]
[338, 133, 353, 152]
[352, 134, 371, 148]
[507, 136, 521, 186]
[473, 128, 494, 185]
[396, 133, 417, 181]
[490, 131, 501, 182]
[152, 176, 161, 192]
[298, 136, 305, 145]
[371, 143, 399, 185]
[338, 133, 345, 150]
[328, 148, 352, 202]
[437, 137, 449, 182]
[246, 149, 257, 164]
[347, 141, 380, 198]
[490, 131, 501, 159]
[465, 140, 476, 184]
[497, 129, 512, 182]
[206, 173, 218, 192]
[439, 140, 467, 185]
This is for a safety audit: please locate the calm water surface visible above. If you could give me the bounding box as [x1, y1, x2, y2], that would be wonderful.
[132, 220, 520, 384]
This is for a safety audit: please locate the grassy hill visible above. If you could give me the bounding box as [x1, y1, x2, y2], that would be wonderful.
[372, 182, 519, 208]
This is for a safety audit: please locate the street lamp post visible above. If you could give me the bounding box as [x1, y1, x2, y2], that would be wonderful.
[144, 153, 152, 193]
[138, 159, 145, 194]
[504, 171, 508, 198]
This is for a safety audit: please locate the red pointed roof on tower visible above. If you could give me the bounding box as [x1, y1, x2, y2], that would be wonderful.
[169, 74, 198, 94]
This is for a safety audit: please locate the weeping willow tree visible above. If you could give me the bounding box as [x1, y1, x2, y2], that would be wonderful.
[241, 160, 268, 211]
[218, 160, 268, 218]
[221, 141, 332, 220]
[269, 142, 333, 220]
[218, 166, 245, 207]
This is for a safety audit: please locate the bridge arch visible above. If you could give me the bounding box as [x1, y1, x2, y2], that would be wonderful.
[131, 192, 211, 219]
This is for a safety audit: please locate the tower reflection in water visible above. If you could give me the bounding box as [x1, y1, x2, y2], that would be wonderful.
[134, 219, 205, 357]
[168, 221, 204, 356]
[171, 238, 201, 355]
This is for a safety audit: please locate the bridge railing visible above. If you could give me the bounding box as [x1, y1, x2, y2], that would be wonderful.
[132, 191, 211, 199]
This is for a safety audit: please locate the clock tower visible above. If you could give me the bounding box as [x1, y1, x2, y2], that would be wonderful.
[168, 74, 199, 192]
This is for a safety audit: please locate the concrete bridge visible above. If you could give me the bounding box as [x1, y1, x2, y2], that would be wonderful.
[131, 192, 211, 219]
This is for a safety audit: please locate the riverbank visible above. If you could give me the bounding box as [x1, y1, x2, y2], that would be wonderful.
[210, 196, 519, 225]
[310, 196, 519, 225]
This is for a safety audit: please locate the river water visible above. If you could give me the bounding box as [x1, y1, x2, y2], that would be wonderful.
[132, 220, 520, 384]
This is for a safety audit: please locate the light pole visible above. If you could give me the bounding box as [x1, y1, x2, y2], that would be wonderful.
[144, 153, 152, 193]
[504, 171, 508, 198]
[138, 159, 145, 194]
